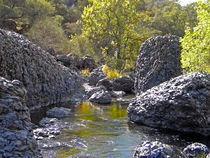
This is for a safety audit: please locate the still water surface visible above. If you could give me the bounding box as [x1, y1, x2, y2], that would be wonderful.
[34, 100, 209, 158]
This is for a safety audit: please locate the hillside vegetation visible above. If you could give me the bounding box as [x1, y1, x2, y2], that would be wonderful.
[0, 0, 209, 72]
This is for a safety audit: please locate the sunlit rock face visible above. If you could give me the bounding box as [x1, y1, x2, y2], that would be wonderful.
[0, 29, 83, 109]
[0, 77, 41, 158]
[135, 35, 182, 94]
[128, 72, 210, 136]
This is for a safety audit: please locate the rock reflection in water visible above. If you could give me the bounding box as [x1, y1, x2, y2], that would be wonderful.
[37, 101, 199, 158]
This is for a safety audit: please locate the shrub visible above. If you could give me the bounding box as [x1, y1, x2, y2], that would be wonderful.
[102, 65, 128, 79]
[81, 69, 90, 77]
[25, 16, 72, 54]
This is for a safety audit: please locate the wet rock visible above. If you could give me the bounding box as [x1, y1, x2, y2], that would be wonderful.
[89, 90, 112, 104]
[110, 91, 126, 98]
[33, 127, 61, 140]
[88, 69, 107, 86]
[33, 117, 69, 140]
[0, 77, 41, 158]
[134, 141, 182, 158]
[80, 55, 97, 71]
[128, 72, 210, 136]
[112, 76, 134, 93]
[135, 35, 182, 93]
[183, 143, 209, 157]
[0, 29, 83, 109]
[46, 107, 71, 118]
[97, 78, 113, 91]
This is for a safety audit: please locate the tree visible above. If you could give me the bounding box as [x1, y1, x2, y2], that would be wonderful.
[25, 0, 55, 24]
[80, 0, 148, 70]
[180, 0, 210, 73]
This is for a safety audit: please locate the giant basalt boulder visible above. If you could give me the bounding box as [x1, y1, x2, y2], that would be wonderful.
[0, 77, 41, 158]
[135, 35, 182, 93]
[0, 29, 83, 109]
[128, 72, 210, 136]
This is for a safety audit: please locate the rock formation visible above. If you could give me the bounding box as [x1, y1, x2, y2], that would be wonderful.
[183, 143, 209, 157]
[128, 72, 210, 136]
[0, 29, 83, 109]
[0, 77, 41, 157]
[112, 76, 134, 93]
[135, 35, 182, 94]
[133, 141, 184, 158]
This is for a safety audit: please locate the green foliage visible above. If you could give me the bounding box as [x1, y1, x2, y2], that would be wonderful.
[148, 0, 198, 37]
[26, 16, 72, 53]
[0, 4, 17, 21]
[69, 34, 96, 57]
[80, 0, 148, 70]
[180, 0, 210, 73]
[25, 0, 55, 24]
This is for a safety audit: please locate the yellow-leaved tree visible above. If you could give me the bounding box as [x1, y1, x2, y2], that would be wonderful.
[79, 0, 148, 71]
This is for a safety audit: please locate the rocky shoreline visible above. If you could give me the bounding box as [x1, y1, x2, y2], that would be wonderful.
[0, 29, 209, 157]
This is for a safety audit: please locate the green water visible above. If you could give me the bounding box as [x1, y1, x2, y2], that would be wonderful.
[36, 101, 209, 158]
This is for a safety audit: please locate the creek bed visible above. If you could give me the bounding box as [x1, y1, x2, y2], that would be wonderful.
[31, 97, 210, 158]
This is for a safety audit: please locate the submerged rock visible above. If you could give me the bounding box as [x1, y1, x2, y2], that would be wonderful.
[133, 141, 183, 158]
[0, 29, 83, 109]
[183, 143, 209, 157]
[128, 72, 210, 136]
[0, 77, 41, 158]
[135, 35, 182, 93]
[46, 107, 71, 118]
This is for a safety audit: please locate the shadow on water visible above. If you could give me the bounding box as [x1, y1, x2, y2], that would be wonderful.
[31, 99, 210, 158]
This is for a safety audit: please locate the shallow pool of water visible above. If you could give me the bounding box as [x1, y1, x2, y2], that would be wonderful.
[32, 100, 210, 158]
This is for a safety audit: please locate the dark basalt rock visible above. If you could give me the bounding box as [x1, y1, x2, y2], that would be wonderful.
[89, 89, 112, 104]
[112, 76, 134, 93]
[0, 77, 41, 158]
[128, 72, 210, 136]
[183, 143, 209, 157]
[86, 86, 107, 99]
[0, 29, 83, 109]
[97, 78, 113, 91]
[80, 55, 97, 71]
[46, 107, 71, 118]
[135, 35, 182, 94]
[88, 69, 107, 86]
[134, 141, 184, 158]
[56, 54, 71, 67]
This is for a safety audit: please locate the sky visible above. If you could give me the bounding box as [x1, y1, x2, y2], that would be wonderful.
[179, 0, 198, 6]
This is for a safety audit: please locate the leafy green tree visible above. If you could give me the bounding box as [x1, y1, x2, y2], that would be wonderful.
[25, 0, 55, 24]
[180, 0, 210, 73]
[80, 0, 147, 70]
